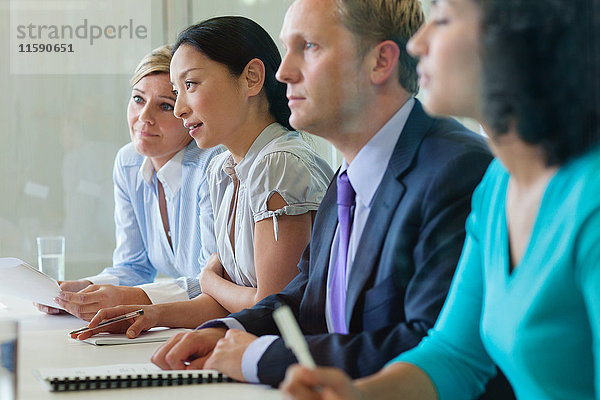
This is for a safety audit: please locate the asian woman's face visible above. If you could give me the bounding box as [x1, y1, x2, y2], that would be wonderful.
[127, 73, 191, 169]
[407, 0, 482, 120]
[170, 44, 249, 150]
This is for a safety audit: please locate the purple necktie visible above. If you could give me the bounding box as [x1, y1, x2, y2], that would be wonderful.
[330, 171, 355, 334]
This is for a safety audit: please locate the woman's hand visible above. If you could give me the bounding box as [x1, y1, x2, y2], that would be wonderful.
[280, 365, 361, 400]
[34, 280, 93, 315]
[204, 253, 224, 276]
[34, 303, 65, 315]
[55, 284, 151, 321]
[71, 304, 162, 340]
[60, 280, 94, 292]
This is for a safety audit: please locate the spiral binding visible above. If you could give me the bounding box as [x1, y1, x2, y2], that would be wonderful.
[48, 371, 232, 392]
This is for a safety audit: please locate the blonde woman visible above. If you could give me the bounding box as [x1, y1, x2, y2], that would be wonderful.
[46, 45, 223, 320]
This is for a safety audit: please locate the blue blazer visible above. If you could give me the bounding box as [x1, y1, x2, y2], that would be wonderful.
[230, 101, 505, 394]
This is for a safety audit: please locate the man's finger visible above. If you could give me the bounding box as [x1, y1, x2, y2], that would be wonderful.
[151, 333, 186, 369]
[163, 335, 199, 370]
[186, 353, 211, 370]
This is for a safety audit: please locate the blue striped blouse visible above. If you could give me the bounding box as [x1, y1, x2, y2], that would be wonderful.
[86, 141, 223, 301]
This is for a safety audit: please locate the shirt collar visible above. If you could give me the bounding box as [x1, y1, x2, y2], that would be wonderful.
[221, 122, 285, 182]
[344, 98, 415, 207]
[138, 146, 185, 198]
[140, 157, 155, 185]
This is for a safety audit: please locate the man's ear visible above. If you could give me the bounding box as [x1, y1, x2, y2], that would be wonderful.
[370, 40, 400, 85]
[243, 58, 266, 97]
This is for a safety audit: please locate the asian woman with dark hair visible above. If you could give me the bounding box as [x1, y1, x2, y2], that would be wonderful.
[73, 16, 333, 340]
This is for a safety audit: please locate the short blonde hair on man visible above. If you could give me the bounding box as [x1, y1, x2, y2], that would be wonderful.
[335, 0, 424, 94]
[130, 44, 173, 86]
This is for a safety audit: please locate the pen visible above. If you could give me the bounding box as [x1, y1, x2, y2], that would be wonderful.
[273, 304, 316, 369]
[69, 309, 144, 336]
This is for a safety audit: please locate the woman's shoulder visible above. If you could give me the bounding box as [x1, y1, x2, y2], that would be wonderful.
[250, 130, 333, 182]
[556, 146, 600, 212]
[258, 128, 314, 158]
[205, 149, 234, 188]
[472, 158, 509, 199]
[115, 142, 144, 168]
[566, 145, 600, 183]
[253, 125, 331, 170]
[183, 142, 226, 169]
[207, 149, 232, 171]
[464, 158, 510, 229]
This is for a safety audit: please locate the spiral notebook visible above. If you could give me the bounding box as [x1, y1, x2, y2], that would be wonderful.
[34, 363, 232, 392]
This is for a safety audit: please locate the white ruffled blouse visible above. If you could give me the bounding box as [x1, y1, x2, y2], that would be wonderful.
[206, 123, 334, 287]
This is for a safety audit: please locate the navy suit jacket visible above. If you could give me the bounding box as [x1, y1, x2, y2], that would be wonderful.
[230, 101, 500, 390]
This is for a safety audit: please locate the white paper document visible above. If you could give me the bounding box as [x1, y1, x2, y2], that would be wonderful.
[73, 327, 190, 346]
[35, 363, 165, 380]
[0, 257, 63, 309]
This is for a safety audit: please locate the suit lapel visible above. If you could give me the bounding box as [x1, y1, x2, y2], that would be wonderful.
[345, 100, 434, 327]
[312, 179, 338, 281]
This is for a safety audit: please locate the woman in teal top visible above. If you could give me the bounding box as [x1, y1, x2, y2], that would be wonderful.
[279, 0, 600, 399]
[392, 150, 600, 399]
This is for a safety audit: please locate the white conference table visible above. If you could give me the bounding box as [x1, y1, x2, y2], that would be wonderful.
[0, 294, 281, 400]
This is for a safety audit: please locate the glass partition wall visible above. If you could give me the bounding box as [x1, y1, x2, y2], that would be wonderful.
[1, 0, 448, 279]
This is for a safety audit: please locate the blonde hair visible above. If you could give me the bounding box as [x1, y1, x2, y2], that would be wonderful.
[130, 44, 173, 86]
[335, 0, 424, 94]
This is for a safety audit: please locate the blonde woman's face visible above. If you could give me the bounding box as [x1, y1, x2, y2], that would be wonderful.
[407, 0, 482, 119]
[127, 73, 191, 169]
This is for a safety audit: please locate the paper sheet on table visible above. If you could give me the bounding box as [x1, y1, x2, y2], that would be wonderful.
[0, 257, 64, 310]
[72, 327, 190, 346]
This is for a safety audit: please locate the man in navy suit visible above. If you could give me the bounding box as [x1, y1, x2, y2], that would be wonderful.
[151, 0, 506, 394]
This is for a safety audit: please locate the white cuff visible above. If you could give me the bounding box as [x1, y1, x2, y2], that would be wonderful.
[198, 317, 246, 331]
[242, 335, 279, 383]
[136, 281, 189, 304]
[85, 273, 119, 286]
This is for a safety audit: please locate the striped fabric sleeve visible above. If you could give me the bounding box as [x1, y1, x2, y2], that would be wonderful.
[173, 276, 202, 299]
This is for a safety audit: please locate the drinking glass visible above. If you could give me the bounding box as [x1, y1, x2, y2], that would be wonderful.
[36, 236, 65, 281]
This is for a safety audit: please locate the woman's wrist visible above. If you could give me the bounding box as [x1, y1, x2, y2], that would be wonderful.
[126, 287, 152, 305]
[153, 302, 184, 327]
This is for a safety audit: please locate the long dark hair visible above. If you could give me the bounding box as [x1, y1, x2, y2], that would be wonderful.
[172, 16, 292, 130]
[480, 0, 600, 165]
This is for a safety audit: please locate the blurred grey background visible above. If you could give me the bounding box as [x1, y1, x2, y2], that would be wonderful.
[1, 0, 471, 280]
